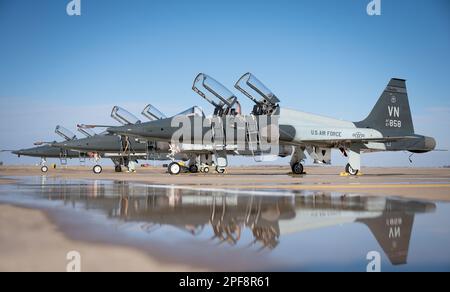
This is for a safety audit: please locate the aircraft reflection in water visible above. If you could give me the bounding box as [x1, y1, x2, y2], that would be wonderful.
[36, 180, 436, 266]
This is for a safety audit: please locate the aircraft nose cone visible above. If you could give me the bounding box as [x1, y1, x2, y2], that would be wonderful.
[425, 137, 436, 151]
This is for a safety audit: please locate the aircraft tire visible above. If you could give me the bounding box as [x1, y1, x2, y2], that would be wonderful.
[203, 166, 210, 174]
[216, 167, 225, 174]
[41, 165, 49, 173]
[292, 163, 304, 175]
[168, 162, 181, 175]
[345, 163, 359, 176]
[93, 165, 103, 174]
[115, 165, 122, 173]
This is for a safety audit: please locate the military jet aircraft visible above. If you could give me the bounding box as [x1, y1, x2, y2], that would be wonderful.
[105, 75, 295, 175]
[54, 105, 192, 174]
[4, 126, 88, 173]
[108, 73, 436, 176]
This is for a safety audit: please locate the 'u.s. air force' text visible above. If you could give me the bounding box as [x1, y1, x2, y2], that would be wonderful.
[310, 130, 342, 137]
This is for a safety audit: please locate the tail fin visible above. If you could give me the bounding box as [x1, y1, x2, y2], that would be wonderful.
[355, 78, 415, 136]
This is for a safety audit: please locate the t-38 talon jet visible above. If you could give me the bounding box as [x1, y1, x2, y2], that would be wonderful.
[54, 105, 191, 174]
[5, 126, 88, 173]
[108, 74, 294, 175]
[108, 73, 436, 176]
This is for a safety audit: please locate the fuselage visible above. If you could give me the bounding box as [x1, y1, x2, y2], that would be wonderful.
[52, 134, 190, 161]
[13, 144, 82, 159]
[107, 107, 436, 154]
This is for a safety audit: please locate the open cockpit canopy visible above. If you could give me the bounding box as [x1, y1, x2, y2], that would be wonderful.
[192, 73, 237, 116]
[141, 104, 167, 121]
[55, 125, 77, 141]
[77, 127, 97, 138]
[111, 106, 142, 125]
[235, 73, 280, 115]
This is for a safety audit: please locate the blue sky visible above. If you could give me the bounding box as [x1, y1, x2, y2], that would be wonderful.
[0, 0, 449, 166]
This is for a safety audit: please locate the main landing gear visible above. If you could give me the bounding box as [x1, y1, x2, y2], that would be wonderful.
[291, 162, 304, 175]
[345, 163, 359, 176]
[41, 165, 49, 173]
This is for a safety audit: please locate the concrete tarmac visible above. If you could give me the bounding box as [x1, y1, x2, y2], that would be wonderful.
[1, 165, 450, 201]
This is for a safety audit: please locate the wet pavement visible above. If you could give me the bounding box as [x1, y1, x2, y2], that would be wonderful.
[0, 176, 450, 271]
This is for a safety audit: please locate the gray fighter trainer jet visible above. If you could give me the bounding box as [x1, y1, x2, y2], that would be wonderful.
[105, 75, 295, 175]
[54, 105, 191, 174]
[108, 73, 436, 176]
[5, 126, 88, 173]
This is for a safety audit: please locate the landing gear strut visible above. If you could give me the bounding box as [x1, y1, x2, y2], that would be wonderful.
[290, 146, 306, 175]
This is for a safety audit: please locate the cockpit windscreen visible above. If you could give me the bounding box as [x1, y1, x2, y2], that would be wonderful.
[111, 106, 142, 125]
[141, 104, 167, 121]
[176, 106, 205, 118]
[193, 74, 237, 109]
[235, 73, 280, 105]
[78, 127, 96, 138]
[55, 125, 77, 141]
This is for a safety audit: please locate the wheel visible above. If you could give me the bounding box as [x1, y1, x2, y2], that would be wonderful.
[216, 166, 225, 174]
[292, 163, 304, 175]
[345, 163, 359, 176]
[203, 166, 210, 174]
[189, 165, 199, 173]
[93, 165, 103, 174]
[168, 162, 181, 175]
[115, 165, 122, 173]
[41, 165, 49, 173]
